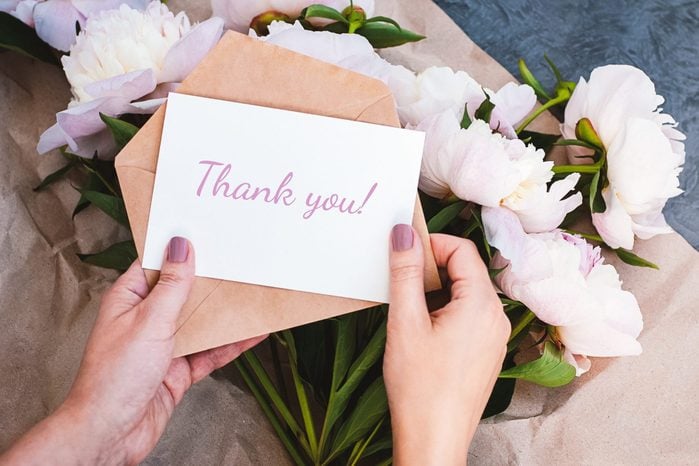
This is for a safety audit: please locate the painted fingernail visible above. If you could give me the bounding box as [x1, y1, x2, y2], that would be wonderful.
[168, 236, 188, 263]
[391, 224, 414, 252]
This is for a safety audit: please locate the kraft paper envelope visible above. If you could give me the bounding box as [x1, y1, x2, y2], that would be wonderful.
[115, 31, 441, 357]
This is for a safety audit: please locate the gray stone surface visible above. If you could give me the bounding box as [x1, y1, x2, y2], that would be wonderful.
[436, 0, 698, 249]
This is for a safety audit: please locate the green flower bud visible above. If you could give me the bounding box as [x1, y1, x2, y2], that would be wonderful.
[250, 11, 292, 36]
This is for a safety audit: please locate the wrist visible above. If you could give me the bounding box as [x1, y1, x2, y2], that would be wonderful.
[0, 401, 122, 466]
[55, 398, 126, 465]
[391, 403, 470, 466]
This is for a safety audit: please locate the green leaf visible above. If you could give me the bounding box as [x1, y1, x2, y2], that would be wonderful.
[33, 162, 76, 191]
[365, 16, 401, 30]
[615, 248, 659, 270]
[99, 113, 139, 148]
[499, 341, 576, 387]
[328, 377, 388, 461]
[460, 102, 472, 129]
[242, 349, 313, 458]
[544, 54, 564, 84]
[427, 200, 466, 233]
[589, 170, 607, 214]
[80, 190, 129, 226]
[303, 4, 348, 23]
[324, 319, 386, 438]
[0, 12, 59, 65]
[77, 240, 137, 271]
[518, 58, 551, 101]
[331, 314, 357, 392]
[234, 360, 308, 466]
[488, 267, 505, 280]
[474, 92, 496, 123]
[280, 331, 319, 458]
[519, 130, 560, 153]
[355, 22, 425, 48]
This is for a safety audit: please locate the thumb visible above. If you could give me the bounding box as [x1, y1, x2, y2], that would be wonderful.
[388, 224, 429, 328]
[141, 236, 195, 329]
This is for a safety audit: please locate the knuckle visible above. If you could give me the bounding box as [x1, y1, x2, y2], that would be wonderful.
[157, 269, 183, 288]
[458, 238, 480, 258]
[390, 264, 423, 283]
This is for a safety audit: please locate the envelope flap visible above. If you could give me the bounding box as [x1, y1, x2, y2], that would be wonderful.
[115, 32, 399, 172]
[115, 31, 440, 357]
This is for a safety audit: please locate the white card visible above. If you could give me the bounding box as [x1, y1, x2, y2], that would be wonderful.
[142, 93, 425, 303]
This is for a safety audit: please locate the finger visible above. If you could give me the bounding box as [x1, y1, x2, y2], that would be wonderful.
[140, 237, 195, 328]
[100, 259, 149, 317]
[188, 334, 268, 384]
[388, 224, 429, 329]
[429, 234, 492, 301]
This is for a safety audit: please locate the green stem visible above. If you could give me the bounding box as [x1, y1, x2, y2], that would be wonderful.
[234, 360, 307, 466]
[552, 163, 601, 175]
[516, 94, 568, 134]
[347, 417, 386, 466]
[80, 162, 119, 196]
[508, 310, 536, 343]
[564, 229, 603, 242]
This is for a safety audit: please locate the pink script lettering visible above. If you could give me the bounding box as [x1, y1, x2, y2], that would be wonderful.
[196, 160, 296, 206]
[303, 182, 378, 220]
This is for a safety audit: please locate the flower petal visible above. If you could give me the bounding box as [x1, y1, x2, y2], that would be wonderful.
[482, 206, 551, 282]
[592, 187, 635, 250]
[159, 17, 224, 84]
[33, 0, 85, 52]
[83, 68, 157, 102]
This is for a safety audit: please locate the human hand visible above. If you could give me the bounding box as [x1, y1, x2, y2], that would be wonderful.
[1, 237, 266, 466]
[383, 226, 510, 466]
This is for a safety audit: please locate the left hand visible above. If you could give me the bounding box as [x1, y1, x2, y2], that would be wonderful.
[1, 237, 266, 466]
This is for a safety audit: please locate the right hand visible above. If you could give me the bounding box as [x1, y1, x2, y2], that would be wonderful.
[383, 225, 510, 466]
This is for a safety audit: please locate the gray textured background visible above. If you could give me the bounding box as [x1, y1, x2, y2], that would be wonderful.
[436, 0, 698, 249]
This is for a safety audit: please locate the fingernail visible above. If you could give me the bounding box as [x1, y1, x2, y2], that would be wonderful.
[391, 224, 414, 252]
[168, 236, 188, 263]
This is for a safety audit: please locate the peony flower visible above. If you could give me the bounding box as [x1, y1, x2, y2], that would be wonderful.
[396, 66, 536, 138]
[416, 112, 581, 233]
[211, 0, 375, 32]
[0, 0, 37, 26]
[37, 1, 223, 158]
[561, 64, 685, 250]
[483, 206, 643, 375]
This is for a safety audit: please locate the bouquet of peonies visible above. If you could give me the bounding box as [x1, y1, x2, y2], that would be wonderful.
[1, 0, 685, 464]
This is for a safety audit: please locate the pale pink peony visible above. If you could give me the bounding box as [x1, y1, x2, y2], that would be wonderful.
[483, 206, 643, 375]
[37, 1, 223, 158]
[416, 113, 581, 233]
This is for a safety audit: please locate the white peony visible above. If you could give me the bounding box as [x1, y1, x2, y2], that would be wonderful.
[561, 64, 685, 249]
[212, 0, 375, 32]
[38, 1, 223, 158]
[416, 112, 581, 233]
[396, 66, 536, 138]
[483, 206, 643, 375]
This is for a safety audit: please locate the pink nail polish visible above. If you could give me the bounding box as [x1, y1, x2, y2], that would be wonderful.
[168, 236, 188, 263]
[391, 224, 414, 252]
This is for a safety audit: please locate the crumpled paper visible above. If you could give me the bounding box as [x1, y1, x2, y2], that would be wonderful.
[0, 0, 697, 465]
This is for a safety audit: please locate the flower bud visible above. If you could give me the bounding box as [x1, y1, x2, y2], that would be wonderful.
[250, 10, 292, 36]
[342, 5, 366, 33]
[575, 117, 605, 152]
